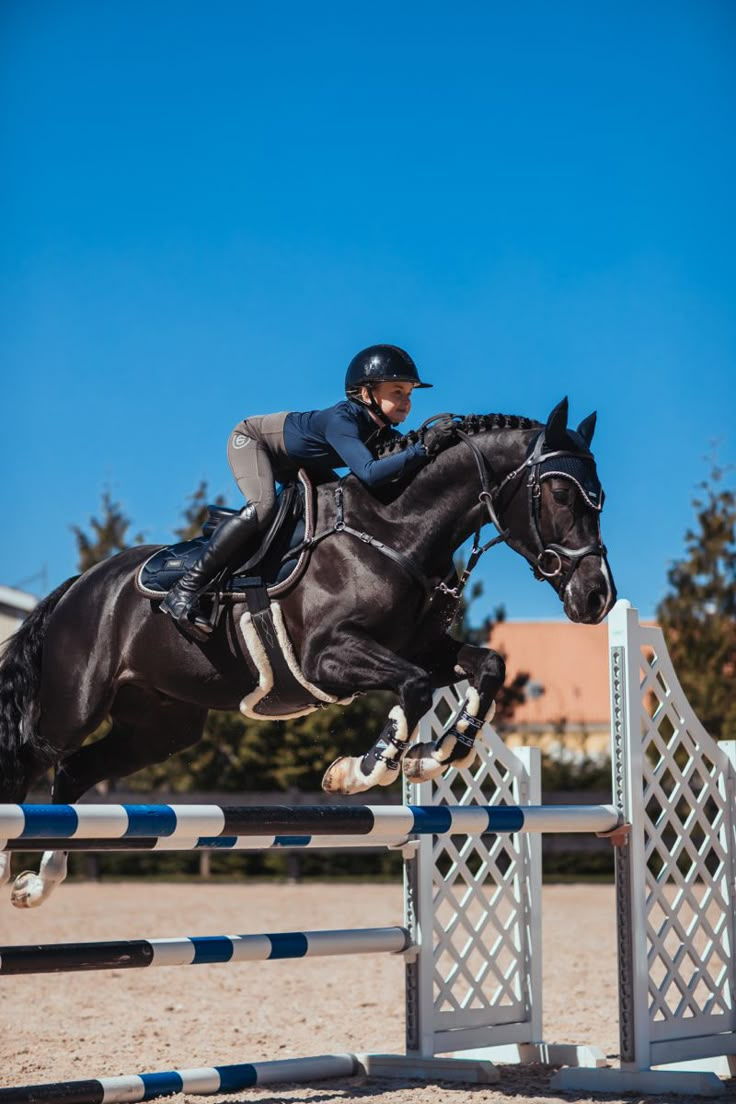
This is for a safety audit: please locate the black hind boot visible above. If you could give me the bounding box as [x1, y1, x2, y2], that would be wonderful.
[160, 505, 259, 640]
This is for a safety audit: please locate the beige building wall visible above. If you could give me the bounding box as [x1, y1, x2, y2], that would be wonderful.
[0, 586, 38, 646]
[488, 618, 614, 756]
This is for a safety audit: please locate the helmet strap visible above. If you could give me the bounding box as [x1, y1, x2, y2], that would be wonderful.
[354, 387, 393, 429]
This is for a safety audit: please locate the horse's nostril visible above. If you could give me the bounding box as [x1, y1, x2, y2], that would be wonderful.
[587, 589, 606, 618]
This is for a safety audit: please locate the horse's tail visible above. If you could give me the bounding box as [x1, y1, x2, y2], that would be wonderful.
[0, 576, 79, 798]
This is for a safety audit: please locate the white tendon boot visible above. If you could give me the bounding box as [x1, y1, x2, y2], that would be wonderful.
[403, 690, 495, 783]
[322, 706, 412, 795]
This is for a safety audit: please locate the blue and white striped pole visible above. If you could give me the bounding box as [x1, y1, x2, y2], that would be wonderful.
[0, 925, 410, 976]
[0, 1054, 361, 1104]
[0, 833, 410, 852]
[0, 802, 619, 850]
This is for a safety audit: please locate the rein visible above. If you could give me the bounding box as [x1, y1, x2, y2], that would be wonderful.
[279, 418, 606, 616]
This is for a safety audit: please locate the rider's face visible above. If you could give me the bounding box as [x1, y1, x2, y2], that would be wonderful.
[362, 381, 415, 424]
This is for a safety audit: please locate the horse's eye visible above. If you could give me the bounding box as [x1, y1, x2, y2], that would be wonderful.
[552, 487, 573, 505]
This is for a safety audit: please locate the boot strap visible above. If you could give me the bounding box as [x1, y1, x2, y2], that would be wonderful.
[373, 726, 410, 770]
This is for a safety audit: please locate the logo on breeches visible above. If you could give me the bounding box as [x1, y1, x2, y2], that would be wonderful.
[232, 434, 251, 449]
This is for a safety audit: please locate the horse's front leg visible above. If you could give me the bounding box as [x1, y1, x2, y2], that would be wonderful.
[403, 636, 506, 783]
[304, 632, 434, 795]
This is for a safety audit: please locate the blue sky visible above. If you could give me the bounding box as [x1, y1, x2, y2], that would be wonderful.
[1, 1, 734, 621]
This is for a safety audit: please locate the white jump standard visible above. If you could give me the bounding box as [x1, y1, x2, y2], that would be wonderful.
[0, 686, 616, 1098]
[2, 600, 734, 1098]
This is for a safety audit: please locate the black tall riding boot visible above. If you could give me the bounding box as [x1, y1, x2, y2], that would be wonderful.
[159, 505, 259, 640]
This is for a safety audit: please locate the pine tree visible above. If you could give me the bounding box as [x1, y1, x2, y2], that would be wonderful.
[70, 489, 144, 571]
[656, 462, 736, 740]
[174, 481, 227, 542]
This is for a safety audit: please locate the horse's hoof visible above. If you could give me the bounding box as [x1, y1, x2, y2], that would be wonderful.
[322, 755, 399, 794]
[402, 745, 447, 783]
[322, 756, 371, 795]
[10, 871, 46, 909]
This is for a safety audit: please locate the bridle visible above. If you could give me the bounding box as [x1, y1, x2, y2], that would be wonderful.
[455, 424, 607, 595]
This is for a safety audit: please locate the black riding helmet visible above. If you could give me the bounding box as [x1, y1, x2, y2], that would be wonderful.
[345, 344, 433, 397]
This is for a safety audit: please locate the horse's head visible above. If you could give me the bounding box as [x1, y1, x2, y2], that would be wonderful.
[488, 397, 616, 624]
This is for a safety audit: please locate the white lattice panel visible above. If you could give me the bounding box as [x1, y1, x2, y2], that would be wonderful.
[637, 627, 735, 1038]
[609, 600, 736, 1071]
[408, 683, 542, 1050]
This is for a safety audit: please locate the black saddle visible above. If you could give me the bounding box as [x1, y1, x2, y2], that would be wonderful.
[137, 475, 313, 600]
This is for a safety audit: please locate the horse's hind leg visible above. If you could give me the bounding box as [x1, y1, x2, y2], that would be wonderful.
[10, 850, 71, 909]
[11, 688, 207, 908]
[52, 687, 208, 805]
[8, 657, 115, 909]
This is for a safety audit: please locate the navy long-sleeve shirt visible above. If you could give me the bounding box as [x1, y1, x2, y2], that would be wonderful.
[283, 400, 427, 487]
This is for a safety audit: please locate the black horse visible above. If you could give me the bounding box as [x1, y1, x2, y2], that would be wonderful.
[0, 398, 615, 906]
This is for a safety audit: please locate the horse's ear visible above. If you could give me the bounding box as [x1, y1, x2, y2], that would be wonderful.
[577, 411, 597, 447]
[544, 397, 569, 449]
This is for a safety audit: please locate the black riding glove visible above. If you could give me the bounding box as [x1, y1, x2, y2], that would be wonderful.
[423, 418, 459, 457]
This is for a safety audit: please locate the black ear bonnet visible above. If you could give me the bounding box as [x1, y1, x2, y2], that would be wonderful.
[538, 453, 604, 511]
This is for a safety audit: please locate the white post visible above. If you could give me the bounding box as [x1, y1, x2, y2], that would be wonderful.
[608, 599, 652, 1071]
[553, 598, 736, 1097]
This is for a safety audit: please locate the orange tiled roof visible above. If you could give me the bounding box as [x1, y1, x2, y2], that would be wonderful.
[488, 619, 611, 727]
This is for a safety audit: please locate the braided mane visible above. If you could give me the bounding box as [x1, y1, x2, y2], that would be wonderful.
[374, 412, 541, 457]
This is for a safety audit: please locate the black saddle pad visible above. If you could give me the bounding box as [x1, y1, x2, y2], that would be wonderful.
[139, 480, 308, 598]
